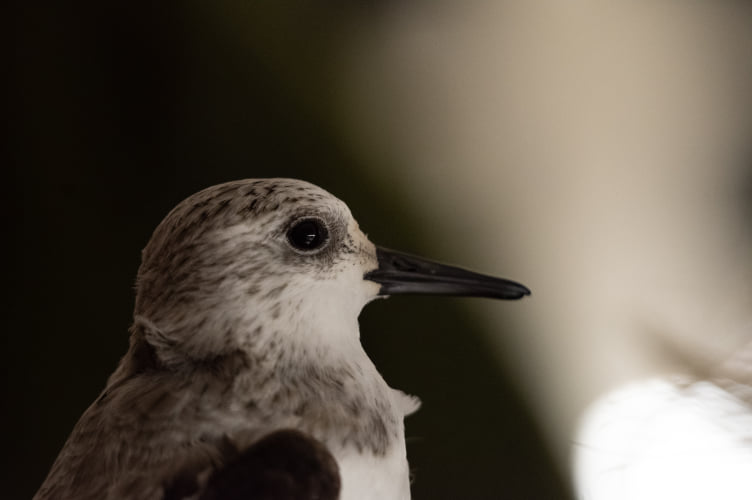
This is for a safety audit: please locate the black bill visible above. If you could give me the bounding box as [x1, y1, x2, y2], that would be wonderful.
[364, 247, 531, 300]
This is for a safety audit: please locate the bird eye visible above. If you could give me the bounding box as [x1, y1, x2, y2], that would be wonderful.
[287, 218, 329, 252]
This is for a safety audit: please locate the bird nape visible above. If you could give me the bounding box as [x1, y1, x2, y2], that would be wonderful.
[34, 178, 530, 500]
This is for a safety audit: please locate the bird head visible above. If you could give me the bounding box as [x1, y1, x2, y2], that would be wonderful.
[133, 178, 529, 368]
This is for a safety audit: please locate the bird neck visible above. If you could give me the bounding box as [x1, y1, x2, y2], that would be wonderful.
[230, 317, 404, 457]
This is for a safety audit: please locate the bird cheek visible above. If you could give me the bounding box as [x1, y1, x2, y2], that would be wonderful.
[363, 279, 384, 303]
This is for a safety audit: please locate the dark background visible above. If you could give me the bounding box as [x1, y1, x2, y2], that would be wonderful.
[8, 2, 570, 499]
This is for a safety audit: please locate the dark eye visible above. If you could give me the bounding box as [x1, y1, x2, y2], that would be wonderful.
[287, 218, 329, 252]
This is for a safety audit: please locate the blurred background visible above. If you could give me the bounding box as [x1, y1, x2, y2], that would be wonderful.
[8, 1, 752, 499]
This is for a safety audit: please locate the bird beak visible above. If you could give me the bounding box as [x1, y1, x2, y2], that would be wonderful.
[364, 247, 531, 300]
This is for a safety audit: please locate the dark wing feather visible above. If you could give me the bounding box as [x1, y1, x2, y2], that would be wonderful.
[196, 429, 340, 500]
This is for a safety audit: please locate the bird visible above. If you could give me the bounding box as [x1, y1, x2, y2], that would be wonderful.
[33, 178, 530, 500]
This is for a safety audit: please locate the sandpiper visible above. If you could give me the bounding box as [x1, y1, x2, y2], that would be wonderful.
[34, 178, 529, 500]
